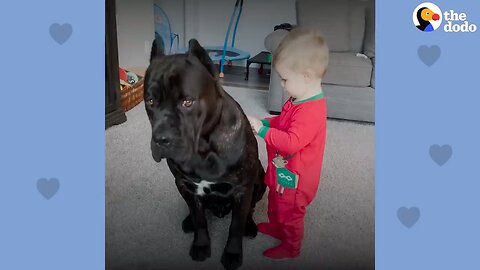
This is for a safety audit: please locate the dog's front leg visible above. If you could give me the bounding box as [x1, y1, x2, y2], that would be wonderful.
[176, 180, 211, 261]
[189, 196, 211, 261]
[221, 184, 253, 270]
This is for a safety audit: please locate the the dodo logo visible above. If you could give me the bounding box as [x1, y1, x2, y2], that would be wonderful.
[413, 3, 442, 32]
[413, 2, 477, 33]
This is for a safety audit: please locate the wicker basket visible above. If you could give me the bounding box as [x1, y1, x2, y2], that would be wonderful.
[120, 77, 144, 112]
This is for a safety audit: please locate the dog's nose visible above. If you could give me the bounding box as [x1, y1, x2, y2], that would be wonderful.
[153, 133, 173, 146]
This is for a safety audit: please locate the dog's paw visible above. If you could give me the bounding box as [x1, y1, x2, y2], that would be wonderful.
[182, 214, 194, 233]
[244, 218, 258, 238]
[189, 244, 211, 261]
[221, 251, 242, 270]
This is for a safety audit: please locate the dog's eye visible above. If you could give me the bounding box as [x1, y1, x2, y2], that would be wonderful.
[147, 99, 154, 106]
[182, 99, 194, 108]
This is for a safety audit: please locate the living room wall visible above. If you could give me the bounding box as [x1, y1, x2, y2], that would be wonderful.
[115, 0, 296, 69]
[184, 0, 296, 67]
[115, 0, 155, 69]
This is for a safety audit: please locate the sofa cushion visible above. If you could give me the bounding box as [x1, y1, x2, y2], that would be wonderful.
[264, 29, 289, 53]
[348, 1, 367, 53]
[296, 0, 350, 51]
[323, 84, 375, 122]
[363, 0, 375, 57]
[323, 52, 373, 87]
[370, 57, 375, 88]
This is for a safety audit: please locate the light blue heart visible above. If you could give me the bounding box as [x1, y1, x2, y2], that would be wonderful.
[430, 144, 452, 166]
[49, 23, 73, 45]
[418, 45, 441, 67]
[397, 207, 420, 228]
[37, 178, 60, 199]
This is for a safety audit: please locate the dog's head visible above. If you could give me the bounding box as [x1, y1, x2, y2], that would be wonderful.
[144, 39, 223, 163]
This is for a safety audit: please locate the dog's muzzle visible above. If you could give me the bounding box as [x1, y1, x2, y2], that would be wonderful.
[150, 139, 165, 162]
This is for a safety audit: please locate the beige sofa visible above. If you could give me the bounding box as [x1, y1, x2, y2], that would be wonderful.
[265, 0, 375, 122]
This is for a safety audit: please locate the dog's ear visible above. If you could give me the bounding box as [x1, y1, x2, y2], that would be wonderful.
[187, 39, 218, 78]
[149, 38, 165, 63]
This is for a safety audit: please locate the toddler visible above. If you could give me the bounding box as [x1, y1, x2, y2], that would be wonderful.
[247, 27, 329, 259]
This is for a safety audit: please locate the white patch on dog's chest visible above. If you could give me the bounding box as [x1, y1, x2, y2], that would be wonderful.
[193, 180, 214, 196]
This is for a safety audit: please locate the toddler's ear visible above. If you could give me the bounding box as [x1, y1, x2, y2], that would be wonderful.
[303, 68, 316, 82]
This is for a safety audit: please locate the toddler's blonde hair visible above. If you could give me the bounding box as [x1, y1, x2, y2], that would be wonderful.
[273, 27, 329, 79]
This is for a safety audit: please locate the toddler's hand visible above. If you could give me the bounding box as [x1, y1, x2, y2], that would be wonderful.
[246, 115, 263, 134]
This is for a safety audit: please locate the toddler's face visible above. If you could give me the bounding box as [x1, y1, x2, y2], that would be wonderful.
[275, 63, 307, 99]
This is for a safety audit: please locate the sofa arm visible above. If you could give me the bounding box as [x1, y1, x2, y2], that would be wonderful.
[264, 29, 290, 53]
[265, 28, 295, 113]
[370, 57, 375, 89]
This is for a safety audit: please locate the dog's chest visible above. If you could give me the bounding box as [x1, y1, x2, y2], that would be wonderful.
[193, 180, 213, 196]
[189, 180, 233, 197]
[189, 180, 235, 218]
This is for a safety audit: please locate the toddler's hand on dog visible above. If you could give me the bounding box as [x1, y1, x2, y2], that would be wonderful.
[246, 115, 262, 134]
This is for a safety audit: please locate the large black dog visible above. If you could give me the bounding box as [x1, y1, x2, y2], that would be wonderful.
[144, 39, 266, 270]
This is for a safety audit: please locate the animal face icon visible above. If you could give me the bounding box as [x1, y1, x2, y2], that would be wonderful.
[413, 3, 443, 32]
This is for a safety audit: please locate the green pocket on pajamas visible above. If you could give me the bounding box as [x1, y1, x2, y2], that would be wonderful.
[275, 167, 299, 195]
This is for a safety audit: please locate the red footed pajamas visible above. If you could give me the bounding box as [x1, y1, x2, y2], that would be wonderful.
[258, 93, 326, 258]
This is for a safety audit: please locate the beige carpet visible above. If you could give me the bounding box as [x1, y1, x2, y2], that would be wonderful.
[106, 86, 375, 270]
